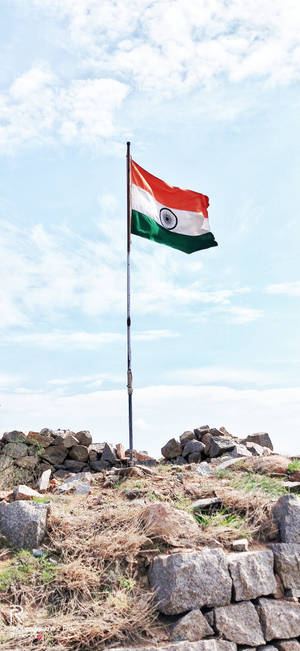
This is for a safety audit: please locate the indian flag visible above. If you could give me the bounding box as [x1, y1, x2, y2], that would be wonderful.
[131, 159, 218, 254]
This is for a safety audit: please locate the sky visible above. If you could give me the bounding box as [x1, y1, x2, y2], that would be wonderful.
[0, 0, 300, 456]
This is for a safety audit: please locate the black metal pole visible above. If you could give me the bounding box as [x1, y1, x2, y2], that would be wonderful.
[126, 141, 134, 466]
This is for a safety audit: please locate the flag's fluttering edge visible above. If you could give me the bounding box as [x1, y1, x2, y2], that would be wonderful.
[131, 160, 218, 254]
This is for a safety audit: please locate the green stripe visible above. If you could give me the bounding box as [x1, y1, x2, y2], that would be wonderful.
[131, 210, 218, 254]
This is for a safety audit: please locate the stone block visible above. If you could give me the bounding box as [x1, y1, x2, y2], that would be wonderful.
[68, 445, 89, 462]
[38, 469, 52, 492]
[3, 442, 28, 458]
[161, 438, 182, 459]
[242, 432, 273, 450]
[273, 495, 300, 543]
[0, 500, 49, 549]
[214, 601, 265, 646]
[257, 598, 300, 640]
[41, 445, 68, 465]
[13, 485, 41, 501]
[182, 440, 205, 459]
[229, 550, 276, 601]
[270, 543, 300, 590]
[101, 442, 117, 464]
[110, 641, 236, 651]
[209, 437, 236, 458]
[2, 430, 27, 444]
[170, 609, 213, 641]
[16, 456, 38, 468]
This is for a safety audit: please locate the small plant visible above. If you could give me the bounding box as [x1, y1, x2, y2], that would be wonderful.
[32, 495, 51, 504]
[119, 575, 135, 591]
[288, 459, 300, 473]
[173, 496, 191, 511]
[0, 550, 57, 592]
[231, 472, 287, 498]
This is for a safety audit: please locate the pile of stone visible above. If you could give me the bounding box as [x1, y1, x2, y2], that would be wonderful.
[161, 425, 274, 467]
[0, 428, 155, 479]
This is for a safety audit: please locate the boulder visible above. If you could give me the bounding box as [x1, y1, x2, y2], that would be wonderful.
[257, 598, 300, 640]
[273, 495, 300, 543]
[0, 500, 49, 549]
[58, 473, 91, 495]
[13, 485, 41, 500]
[90, 459, 111, 471]
[246, 441, 265, 456]
[62, 434, 78, 448]
[148, 549, 232, 614]
[228, 550, 276, 601]
[101, 442, 118, 464]
[40, 428, 54, 437]
[170, 609, 213, 641]
[208, 437, 236, 458]
[242, 433, 273, 450]
[64, 459, 86, 472]
[209, 428, 228, 438]
[3, 442, 28, 458]
[0, 456, 14, 470]
[194, 426, 210, 440]
[270, 543, 300, 590]
[182, 440, 205, 459]
[161, 438, 182, 459]
[75, 430, 92, 447]
[180, 431, 196, 445]
[197, 461, 213, 477]
[27, 431, 53, 447]
[173, 456, 188, 465]
[276, 641, 300, 651]
[116, 443, 126, 460]
[38, 469, 52, 493]
[217, 457, 248, 471]
[214, 601, 265, 646]
[2, 430, 27, 444]
[41, 445, 68, 465]
[16, 456, 37, 468]
[68, 445, 89, 462]
[110, 641, 236, 651]
[88, 442, 106, 459]
[229, 444, 252, 458]
[142, 502, 199, 544]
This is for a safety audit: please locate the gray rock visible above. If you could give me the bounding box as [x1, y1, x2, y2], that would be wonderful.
[13, 485, 41, 500]
[161, 438, 182, 459]
[209, 428, 227, 437]
[231, 538, 249, 552]
[197, 461, 213, 477]
[214, 601, 265, 646]
[3, 442, 28, 459]
[88, 442, 106, 459]
[148, 549, 232, 614]
[270, 543, 300, 590]
[2, 430, 27, 444]
[188, 452, 203, 463]
[283, 481, 300, 493]
[228, 444, 252, 458]
[40, 428, 54, 437]
[54, 469, 70, 479]
[180, 431, 196, 445]
[192, 497, 221, 511]
[27, 431, 53, 447]
[0, 500, 49, 549]
[276, 641, 300, 651]
[90, 459, 111, 471]
[58, 473, 91, 495]
[38, 469, 52, 492]
[16, 456, 37, 468]
[68, 445, 89, 462]
[170, 609, 213, 641]
[194, 426, 210, 440]
[273, 495, 300, 543]
[0, 455, 14, 470]
[75, 430, 92, 447]
[217, 457, 248, 471]
[64, 459, 86, 472]
[182, 440, 205, 459]
[41, 445, 68, 465]
[229, 550, 276, 601]
[257, 598, 300, 640]
[246, 441, 265, 456]
[242, 432, 273, 450]
[257, 647, 278, 651]
[110, 641, 236, 651]
[62, 434, 78, 448]
[101, 442, 117, 464]
[285, 588, 300, 600]
[209, 437, 236, 458]
[174, 456, 188, 465]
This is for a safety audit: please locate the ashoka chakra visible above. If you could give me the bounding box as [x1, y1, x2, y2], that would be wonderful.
[159, 207, 178, 230]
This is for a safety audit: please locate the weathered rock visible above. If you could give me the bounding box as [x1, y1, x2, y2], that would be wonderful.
[285, 588, 300, 600]
[40, 428, 54, 437]
[192, 497, 221, 511]
[3, 442, 28, 459]
[161, 438, 182, 459]
[38, 469, 51, 492]
[173, 456, 188, 465]
[68, 444, 89, 462]
[194, 426, 210, 440]
[16, 456, 37, 468]
[27, 431, 53, 447]
[64, 459, 86, 472]
[242, 432, 273, 450]
[101, 442, 117, 464]
[116, 443, 126, 460]
[142, 502, 199, 544]
[257, 646, 278, 651]
[41, 445, 68, 465]
[170, 609, 213, 641]
[62, 434, 78, 448]
[0, 500, 49, 549]
[208, 437, 236, 458]
[75, 430, 92, 447]
[110, 641, 236, 651]
[276, 641, 300, 651]
[257, 598, 300, 640]
[270, 543, 300, 590]
[217, 457, 248, 471]
[246, 441, 265, 456]
[214, 601, 265, 646]
[229, 444, 252, 458]
[231, 538, 249, 552]
[58, 473, 91, 495]
[182, 440, 205, 459]
[229, 550, 276, 601]
[197, 461, 213, 477]
[273, 495, 300, 543]
[180, 431, 196, 445]
[209, 428, 228, 438]
[0, 455, 14, 470]
[2, 430, 27, 444]
[90, 459, 111, 471]
[13, 485, 41, 501]
[148, 549, 232, 614]
[88, 442, 106, 459]
[54, 469, 70, 479]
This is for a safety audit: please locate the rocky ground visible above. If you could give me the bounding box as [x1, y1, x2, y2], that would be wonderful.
[0, 425, 300, 650]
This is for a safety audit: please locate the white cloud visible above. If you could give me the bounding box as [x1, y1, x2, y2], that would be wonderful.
[0, 382, 299, 456]
[0, 374, 21, 388]
[266, 281, 300, 297]
[2, 329, 177, 349]
[168, 366, 275, 386]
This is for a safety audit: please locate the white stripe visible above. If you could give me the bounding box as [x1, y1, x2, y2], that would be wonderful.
[132, 184, 211, 237]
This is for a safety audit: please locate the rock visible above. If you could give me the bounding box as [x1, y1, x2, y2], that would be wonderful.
[231, 538, 249, 552]
[142, 502, 199, 544]
[16, 456, 37, 468]
[214, 601, 265, 646]
[41, 445, 68, 465]
[283, 481, 300, 492]
[270, 543, 300, 590]
[246, 441, 265, 456]
[217, 457, 248, 471]
[2, 430, 27, 444]
[161, 438, 182, 459]
[13, 485, 41, 501]
[192, 497, 221, 511]
[0, 456, 14, 470]
[90, 459, 111, 471]
[27, 431, 53, 447]
[228, 550, 276, 601]
[68, 445, 89, 462]
[208, 437, 236, 458]
[116, 443, 126, 459]
[257, 598, 300, 640]
[3, 442, 28, 458]
[110, 642, 237, 651]
[62, 434, 78, 448]
[194, 426, 210, 440]
[101, 442, 117, 464]
[148, 549, 232, 614]
[170, 609, 214, 641]
[209, 428, 228, 438]
[285, 588, 300, 600]
[173, 456, 188, 465]
[64, 459, 86, 472]
[182, 440, 205, 459]
[276, 641, 300, 651]
[197, 461, 213, 477]
[188, 452, 203, 463]
[229, 444, 252, 458]
[75, 430, 92, 446]
[180, 431, 196, 445]
[54, 469, 70, 479]
[242, 433, 273, 450]
[32, 548, 45, 557]
[0, 500, 49, 549]
[58, 473, 91, 495]
[273, 495, 300, 543]
[40, 428, 54, 437]
[88, 443, 106, 459]
[38, 469, 52, 493]
[257, 647, 278, 651]
[219, 426, 233, 437]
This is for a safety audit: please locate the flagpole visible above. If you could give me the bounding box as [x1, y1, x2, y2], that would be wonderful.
[126, 141, 134, 466]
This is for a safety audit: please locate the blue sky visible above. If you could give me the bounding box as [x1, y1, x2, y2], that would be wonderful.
[0, 0, 300, 455]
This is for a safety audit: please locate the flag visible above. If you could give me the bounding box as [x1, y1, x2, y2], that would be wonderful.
[131, 159, 218, 254]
